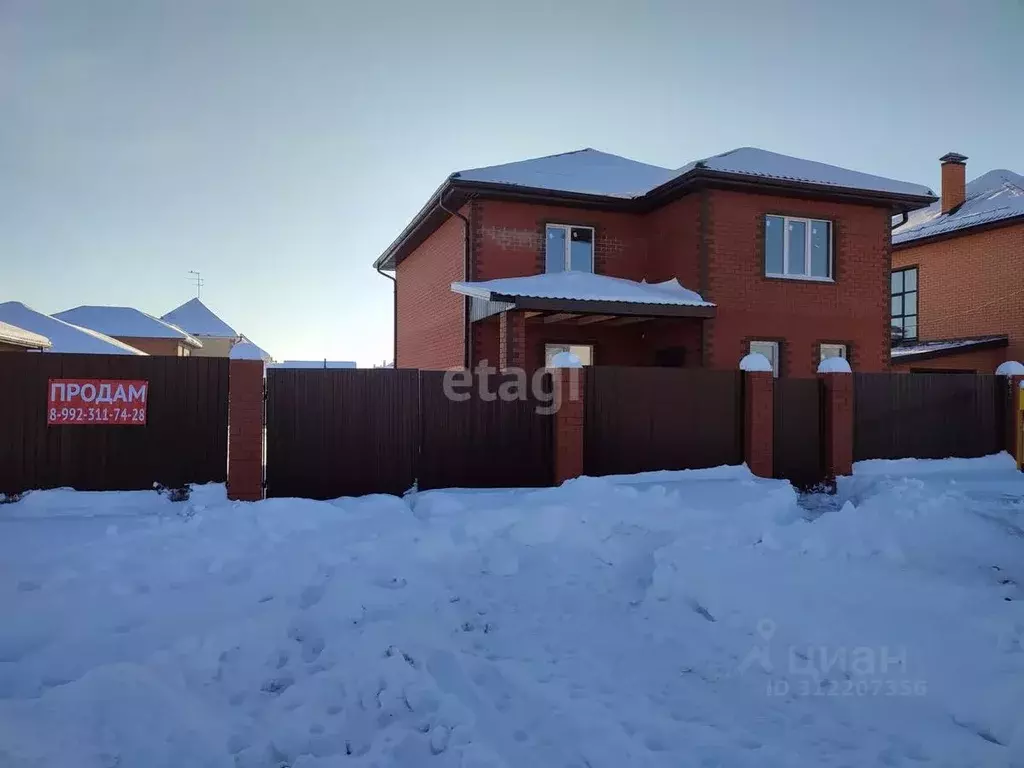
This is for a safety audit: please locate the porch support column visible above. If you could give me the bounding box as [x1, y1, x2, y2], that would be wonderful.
[498, 310, 527, 371]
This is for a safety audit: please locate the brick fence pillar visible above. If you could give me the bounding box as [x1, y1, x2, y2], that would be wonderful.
[552, 368, 585, 484]
[228, 360, 264, 501]
[743, 371, 773, 478]
[820, 371, 854, 480]
[499, 310, 527, 371]
[1009, 375, 1024, 469]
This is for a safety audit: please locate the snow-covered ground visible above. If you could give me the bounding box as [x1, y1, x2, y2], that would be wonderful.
[2, 457, 1024, 767]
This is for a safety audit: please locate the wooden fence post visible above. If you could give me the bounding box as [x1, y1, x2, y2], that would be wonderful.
[743, 371, 774, 478]
[820, 371, 854, 481]
[553, 368, 585, 484]
[228, 360, 264, 501]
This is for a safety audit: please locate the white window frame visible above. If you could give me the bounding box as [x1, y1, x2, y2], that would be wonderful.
[545, 224, 595, 273]
[544, 343, 594, 367]
[748, 340, 780, 377]
[819, 343, 847, 362]
[765, 215, 833, 281]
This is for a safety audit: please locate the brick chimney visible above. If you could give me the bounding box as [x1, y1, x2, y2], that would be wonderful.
[939, 152, 968, 213]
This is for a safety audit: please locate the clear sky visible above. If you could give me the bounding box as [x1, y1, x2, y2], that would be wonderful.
[3, 0, 1022, 365]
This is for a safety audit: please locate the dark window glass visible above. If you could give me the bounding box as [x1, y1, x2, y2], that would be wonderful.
[891, 267, 918, 341]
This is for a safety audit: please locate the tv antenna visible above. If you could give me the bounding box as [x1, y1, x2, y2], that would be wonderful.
[188, 270, 204, 299]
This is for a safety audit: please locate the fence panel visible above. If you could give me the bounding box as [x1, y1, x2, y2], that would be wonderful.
[773, 377, 824, 489]
[584, 367, 743, 477]
[854, 372, 1004, 461]
[265, 368, 419, 499]
[418, 371, 553, 490]
[0, 353, 228, 494]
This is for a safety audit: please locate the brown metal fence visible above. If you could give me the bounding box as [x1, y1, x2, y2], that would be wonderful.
[583, 367, 743, 477]
[854, 372, 1004, 461]
[0, 353, 228, 494]
[418, 371, 553, 490]
[265, 368, 419, 499]
[773, 377, 824, 489]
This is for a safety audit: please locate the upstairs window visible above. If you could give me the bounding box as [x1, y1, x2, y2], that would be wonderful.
[765, 215, 832, 280]
[891, 267, 918, 341]
[546, 224, 594, 273]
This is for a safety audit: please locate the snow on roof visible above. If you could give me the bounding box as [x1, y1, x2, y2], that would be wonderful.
[676, 147, 935, 198]
[0, 320, 51, 349]
[160, 298, 238, 338]
[893, 168, 1024, 244]
[0, 302, 147, 355]
[54, 306, 202, 347]
[891, 335, 1008, 360]
[452, 147, 934, 201]
[451, 271, 713, 307]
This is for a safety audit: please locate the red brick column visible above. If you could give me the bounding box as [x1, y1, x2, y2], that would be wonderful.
[553, 368, 585, 484]
[498, 310, 527, 371]
[228, 360, 264, 501]
[1009, 375, 1024, 468]
[743, 372, 773, 478]
[820, 371, 854, 480]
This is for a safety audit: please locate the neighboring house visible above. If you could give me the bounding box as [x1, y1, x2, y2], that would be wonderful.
[268, 360, 357, 369]
[54, 306, 202, 357]
[161, 298, 240, 358]
[891, 153, 1024, 373]
[0, 320, 51, 352]
[0, 302, 146, 355]
[375, 147, 935, 377]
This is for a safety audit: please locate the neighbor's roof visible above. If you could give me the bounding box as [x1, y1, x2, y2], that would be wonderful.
[161, 298, 238, 338]
[0, 302, 147, 355]
[0, 320, 51, 349]
[452, 271, 713, 307]
[891, 335, 1008, 362]
[893, 169, 1024, 245]
[55, 306, 202, 348]
[231, 336, 273, 362]
[377, 147, 936, 269]
[268, 360, 358, 369]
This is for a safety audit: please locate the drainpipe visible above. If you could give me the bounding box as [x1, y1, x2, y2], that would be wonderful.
[375, 265, 397, 366]
[891, 209, 909, 230]
[439, 193, 473, 369]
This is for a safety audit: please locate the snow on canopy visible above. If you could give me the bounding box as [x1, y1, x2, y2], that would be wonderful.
[54, 306, 201, 347]
[451, 271, 712, 307]
[739, 352, 773, 372]
[894, 168, 1024, 244]
[160, 298, 238, 338]
[817, 356, 852, 373]
[0, 302, 146, 355]
[0, 320, 51, 349]
[230, 337, 273, 362]
[453, 147, 933, 201]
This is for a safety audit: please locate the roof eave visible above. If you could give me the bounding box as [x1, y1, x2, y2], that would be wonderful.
[891, 336, 1008, 363]
[894, 211, 1024, 249]
[490, 294, 716, 319]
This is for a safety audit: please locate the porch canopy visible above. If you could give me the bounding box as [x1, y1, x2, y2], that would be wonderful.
[451, 271, 715, 325]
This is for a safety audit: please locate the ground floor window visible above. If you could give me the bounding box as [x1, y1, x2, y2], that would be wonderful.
[748, 340, 780, 377]
[545, 343, 594, 367]
[819, 343, 847, 362]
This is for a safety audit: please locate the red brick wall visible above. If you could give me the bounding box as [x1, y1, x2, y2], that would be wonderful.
[891, 345, 1006, 374]
[396, 210, 467, 369]
[644, 194, 702, 287]
[475, 201, 650, 281]
[892, 222, 1024, 363]
[705, 189, 892, 377]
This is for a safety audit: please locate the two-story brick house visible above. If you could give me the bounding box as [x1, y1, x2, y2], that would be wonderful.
[891, 153, 1024, 373]
[375, 147, 935, 377]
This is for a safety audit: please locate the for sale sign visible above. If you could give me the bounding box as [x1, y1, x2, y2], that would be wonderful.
[47, 378, 149, 425]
